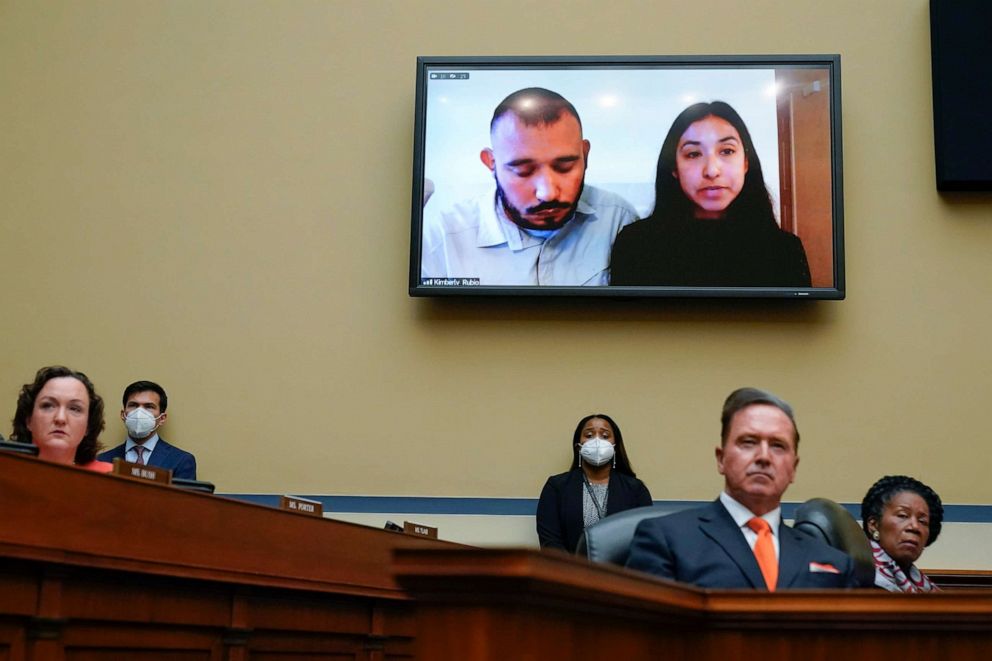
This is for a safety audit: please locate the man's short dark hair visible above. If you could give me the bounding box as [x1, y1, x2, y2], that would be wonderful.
[720, 387, 799, 448]
[490, 87, 582, 133]
[122, 380, 168, 412]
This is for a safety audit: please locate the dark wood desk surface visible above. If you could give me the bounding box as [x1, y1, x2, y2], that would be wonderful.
[0, 450, 455, 660]
[0, 450, 456, 598]
[394, 547, 992, 660]
[4, 450, 992, 661]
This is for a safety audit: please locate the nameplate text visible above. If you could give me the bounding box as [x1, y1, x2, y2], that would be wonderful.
[403, 521, 438, 539]
[112, 458, 173, 484]
[280, 495, 324, 517]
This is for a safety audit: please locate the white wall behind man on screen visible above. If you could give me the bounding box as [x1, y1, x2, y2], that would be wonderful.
[423, 67, 780, 218]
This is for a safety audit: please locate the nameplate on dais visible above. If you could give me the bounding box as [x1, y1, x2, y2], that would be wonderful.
[403, 521, 438, 539]
[111, 458, 173, 484]
[280, 495, 324, 517]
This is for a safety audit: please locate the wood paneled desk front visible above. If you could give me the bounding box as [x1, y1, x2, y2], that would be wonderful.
[2, 451, 991, 661]
[394, 547, 992, 660]
[0, 451, 451, 660]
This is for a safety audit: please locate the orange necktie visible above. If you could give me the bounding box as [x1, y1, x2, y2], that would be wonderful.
[747, 517, 778, 591]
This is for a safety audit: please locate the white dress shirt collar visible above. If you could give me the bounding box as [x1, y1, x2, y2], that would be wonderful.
[720, 491, 781, 537]
[125, 433, 160, 461]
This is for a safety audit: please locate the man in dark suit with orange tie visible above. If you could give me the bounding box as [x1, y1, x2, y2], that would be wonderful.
[626, 387, 861, 590]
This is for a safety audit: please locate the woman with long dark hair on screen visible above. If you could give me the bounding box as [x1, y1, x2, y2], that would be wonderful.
[536, 414, 652, 553]
[610, 101, 811, 287]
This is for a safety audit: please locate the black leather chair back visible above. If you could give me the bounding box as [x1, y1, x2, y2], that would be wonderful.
[793, 497, 875, 587]
[575, 503, 690, 565]
[0, 440, 39, 457]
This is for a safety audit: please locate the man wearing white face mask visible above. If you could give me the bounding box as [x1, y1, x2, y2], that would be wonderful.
[97, 381, 197, 479]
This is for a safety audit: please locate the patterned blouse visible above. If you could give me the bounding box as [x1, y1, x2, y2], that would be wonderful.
[871, 540, 938, 592]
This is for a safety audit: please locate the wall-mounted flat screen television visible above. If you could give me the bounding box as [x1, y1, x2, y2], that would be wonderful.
[410, 55, 844, 299]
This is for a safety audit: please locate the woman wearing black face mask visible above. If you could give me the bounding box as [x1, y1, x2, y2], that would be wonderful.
[536, 414, 653, 553]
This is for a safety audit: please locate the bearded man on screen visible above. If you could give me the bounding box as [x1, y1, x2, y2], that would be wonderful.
[421, 87, 637, 286]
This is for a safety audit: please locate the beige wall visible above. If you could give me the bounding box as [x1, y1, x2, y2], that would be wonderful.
[2, 0, 990, 537]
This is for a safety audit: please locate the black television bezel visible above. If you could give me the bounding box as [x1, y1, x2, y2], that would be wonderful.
[409, 54, 845, 300]
[930, 0, 992, 191]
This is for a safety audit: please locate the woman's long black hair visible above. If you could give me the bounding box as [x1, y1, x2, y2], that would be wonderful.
[649, 100, 778, 230]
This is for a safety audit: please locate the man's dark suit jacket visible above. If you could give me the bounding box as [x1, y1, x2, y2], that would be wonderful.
[625, 499, 860, 589]
[98, 438, 197, 480]
[537, 468, 653, 553]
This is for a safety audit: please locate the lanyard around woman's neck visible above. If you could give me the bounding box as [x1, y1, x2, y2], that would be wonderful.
[582, 471, 609, 521]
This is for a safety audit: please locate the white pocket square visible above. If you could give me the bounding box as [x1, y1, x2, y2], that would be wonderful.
[809, 561, 840, 574]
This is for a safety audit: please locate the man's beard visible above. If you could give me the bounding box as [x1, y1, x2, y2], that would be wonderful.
[495, 179, 584, 231]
